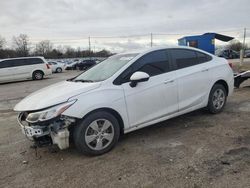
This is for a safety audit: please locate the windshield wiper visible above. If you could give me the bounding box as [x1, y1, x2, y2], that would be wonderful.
[73, 79, 94, 83]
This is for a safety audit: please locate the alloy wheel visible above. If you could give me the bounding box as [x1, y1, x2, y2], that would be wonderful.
[212, 88, 225, 110]
[57, 68, 62, 73]
[35, 72, 42, 80]
[85, 119, 114, 151]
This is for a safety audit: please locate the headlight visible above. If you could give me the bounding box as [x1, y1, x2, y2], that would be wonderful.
[26, 100, 76, 123]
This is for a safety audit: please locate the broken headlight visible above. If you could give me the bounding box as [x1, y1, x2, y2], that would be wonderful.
[26, 100, 76, 123]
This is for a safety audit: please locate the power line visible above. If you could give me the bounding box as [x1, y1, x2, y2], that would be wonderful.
[3, 27, 250, 49]
[32, 30, 249, 42]
[6, 27, 246, 43]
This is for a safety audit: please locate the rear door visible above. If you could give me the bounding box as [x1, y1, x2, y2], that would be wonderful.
[25, 58, 44, 76]
[23, 58, 46, 78]
[10, 59, 31, 79]
[170, 49, 212, 111]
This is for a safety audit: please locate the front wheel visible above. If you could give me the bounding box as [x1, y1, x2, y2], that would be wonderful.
[73, 111, 120, 156]
[207, 84, 227, 114]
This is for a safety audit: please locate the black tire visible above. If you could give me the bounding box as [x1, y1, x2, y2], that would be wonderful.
[32, 71, 44, 80]
[207, 84, 227, 114]
[83, 66, 88, 71]
[56, 67, 62, 73]
[73, 111, 120, 156]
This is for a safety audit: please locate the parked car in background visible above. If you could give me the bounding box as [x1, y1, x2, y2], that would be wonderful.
[76, 59, 96, 70]
[0, 57, 52, 83]
[14, 46, 234, 156]
[95, 59, 103, 64]
[244, 50, 250, 58]
[48, 61, 65, 73]
[245, 53, 250, 58]
[65, 60, 79, 70]
[216, 49, 239, 59]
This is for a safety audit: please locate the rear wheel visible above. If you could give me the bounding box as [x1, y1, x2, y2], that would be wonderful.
[32, 71, 44, 80]
[73, 111, 120, 156]
[207, 84, 227, 114]
[56, 67, 62, 73]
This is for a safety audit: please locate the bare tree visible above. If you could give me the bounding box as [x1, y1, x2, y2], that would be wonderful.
[64, 46, 75, 58]
[12, 34, 30, 56]
[0, 35, 6, 49]
[35, 40, 53, 57]
[227, 39, 248, 52]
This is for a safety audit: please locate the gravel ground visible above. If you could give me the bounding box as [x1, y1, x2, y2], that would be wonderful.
[0, 71, 250, 188]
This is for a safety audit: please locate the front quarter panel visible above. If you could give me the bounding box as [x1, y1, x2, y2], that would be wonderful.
[62, 86, 129, 130]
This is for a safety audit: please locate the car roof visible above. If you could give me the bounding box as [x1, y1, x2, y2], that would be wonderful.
[119, 45, 212, 56]
[0, 56, 44, 62]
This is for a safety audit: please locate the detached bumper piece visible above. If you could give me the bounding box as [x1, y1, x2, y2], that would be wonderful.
[234, 71, 250, 88]
[51, 129, 70, 150]
[18, 112, 75, 150]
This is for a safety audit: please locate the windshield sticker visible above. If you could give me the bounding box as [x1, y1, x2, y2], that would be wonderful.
[119, 57, 134, 61]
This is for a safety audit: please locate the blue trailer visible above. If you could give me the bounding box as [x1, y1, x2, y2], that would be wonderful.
[178, 33, 234, 54]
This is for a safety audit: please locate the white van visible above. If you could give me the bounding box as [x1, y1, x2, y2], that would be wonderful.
[0, 57, 52, 83]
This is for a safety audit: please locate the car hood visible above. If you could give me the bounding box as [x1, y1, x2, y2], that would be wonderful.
[14, 81, 101, 111]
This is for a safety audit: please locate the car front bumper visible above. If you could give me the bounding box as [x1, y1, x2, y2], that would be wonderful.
[17, 112, 75, 149]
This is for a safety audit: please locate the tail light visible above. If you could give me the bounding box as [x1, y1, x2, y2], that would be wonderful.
[228, 61, 233, 69]
[46, 64, 50, 69]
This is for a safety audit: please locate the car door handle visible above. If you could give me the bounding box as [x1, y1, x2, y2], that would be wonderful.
[164, 79, 174, 84]
[201, 68, 209, 72]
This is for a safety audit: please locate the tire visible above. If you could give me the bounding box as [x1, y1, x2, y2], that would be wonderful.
[207, 84, 227, 114]
[83, 66, 88, 71]
[32, 71, 44, 80]
[56, 67, 62, 73]
[73, 111, 120, 156]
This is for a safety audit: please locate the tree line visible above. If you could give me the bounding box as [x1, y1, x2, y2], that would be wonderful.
[0, 34, 112, 59]
[0, 34, 248, 59]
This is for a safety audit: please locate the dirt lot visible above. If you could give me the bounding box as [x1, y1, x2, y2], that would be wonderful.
[0, 71, 250, 188]
[229, 58, 250, 72]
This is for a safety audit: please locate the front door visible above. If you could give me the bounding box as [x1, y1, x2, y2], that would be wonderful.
[121, 50, 178, 128]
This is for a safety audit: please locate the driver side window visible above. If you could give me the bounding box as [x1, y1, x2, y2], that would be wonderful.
[114, 50, 171, 85]
[135, 50, 170, 76]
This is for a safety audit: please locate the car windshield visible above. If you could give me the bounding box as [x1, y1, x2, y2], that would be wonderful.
[73, 53, 138, 82]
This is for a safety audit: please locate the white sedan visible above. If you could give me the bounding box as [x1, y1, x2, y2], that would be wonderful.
[14, 46, 234, 156]
[48, 61, 65, 73]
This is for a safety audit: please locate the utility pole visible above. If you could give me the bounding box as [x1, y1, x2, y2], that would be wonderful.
[243, 27, 246, 50]
[150, 33, 153, 47]
[240, 28, 246, 66]
[88, 36, 91, 59]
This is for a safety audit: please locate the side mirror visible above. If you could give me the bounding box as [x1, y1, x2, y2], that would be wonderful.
[129, 71, 150, 87]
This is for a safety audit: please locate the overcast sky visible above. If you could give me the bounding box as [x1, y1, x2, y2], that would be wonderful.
[0, 0, 249, 51]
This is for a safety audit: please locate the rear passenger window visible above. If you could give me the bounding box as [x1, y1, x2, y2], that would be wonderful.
[14, 59, 27, 66]
[171, 49, 198, 69]
[196, 52, 212, 63]
[134, 50, 170, 77]
[24, 58, 44, 65]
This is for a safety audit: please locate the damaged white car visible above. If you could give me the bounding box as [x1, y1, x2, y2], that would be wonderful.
[14, 46, 234, 155]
